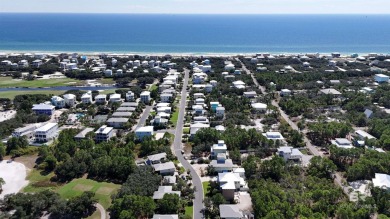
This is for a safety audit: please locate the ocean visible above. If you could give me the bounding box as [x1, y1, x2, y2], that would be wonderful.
[0, 13, 390, 54]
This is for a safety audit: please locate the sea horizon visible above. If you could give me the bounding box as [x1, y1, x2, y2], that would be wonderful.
[1, 13, 390, 54]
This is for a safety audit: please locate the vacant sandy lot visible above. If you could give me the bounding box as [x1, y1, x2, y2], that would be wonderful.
[0, 160, 29, 199]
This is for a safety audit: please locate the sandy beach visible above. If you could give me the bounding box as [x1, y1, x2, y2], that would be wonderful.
[0, 160, 29, 199]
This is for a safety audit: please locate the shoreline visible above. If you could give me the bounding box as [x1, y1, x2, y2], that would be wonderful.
[0, 50, 386, 57]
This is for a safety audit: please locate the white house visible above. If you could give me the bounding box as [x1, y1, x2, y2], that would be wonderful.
[135, 126, 154, 140]
[210, 80, 218, 87]
[109, 93, 122, 103]
[374, 74, 389, 83]
[225, 64, 235, 71]
[190, 123, 210, 138]
[126, 91, 135, 102]
[372, 173, 390, 189]
[107, 117, 128, 128]
[232, 81, 245, 89]
[243, 91, 257, 98]
[153, 162, 176, 175]
[211, 140, 228, 159]
[263, 132, 284, 141]
[205, 84, 213, 93]
[152, 215, 178, 219]
[161, 93, 173, 103]
[355, 130, 376, 141]
[51, 96, 65, 108]
[63, 94, 76, 107]
[251, 103, 267, 112]
[81, 92, 92, 104]
[152, 115, 168, 125]
[95, 125, 114, 142]
[12, 124, 37, 139]
[140, 91, 151, 103]
[193, 93, 205, 99]
[218, 171, 247, 200]
[32, 103, 55, 116]
[277, 146, 303, 161]
[195, 98, 205, 105]
[146, 152, 167, 165]
[219, 205, 244, 219]
[34, 123, 58, 142]
[331, 138, 354, 149]
[216, 106, 225, 117]
[104, 69, 113, 77]
[152, 186, 181, 200]
[31, 59, 43, 68]
[280, 89, 292, 97]
[95, 94, 107, 104]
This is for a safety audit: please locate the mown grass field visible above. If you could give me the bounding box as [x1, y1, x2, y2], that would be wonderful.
[0, 90, 64, 99]
[185, 205, 193, 218]
[23, 169, 59, 193]
[57, 178, 121, 209]
[0, 76, 81, 88]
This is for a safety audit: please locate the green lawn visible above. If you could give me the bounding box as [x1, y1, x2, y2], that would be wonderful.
[183, 127, 190, 134]
[0, 90, 65, 99]
[0, 77, 82, 88]
[57, 178, 121, 209]
[170, 109, 179, 125]
[185, 205, 193, 219]
[23, 169, 59, 193]
[149, 84, 158, 92]
[202, 181, 210, 197]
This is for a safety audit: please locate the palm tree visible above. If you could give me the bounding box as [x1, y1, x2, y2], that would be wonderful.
[0, 177, 5, 193]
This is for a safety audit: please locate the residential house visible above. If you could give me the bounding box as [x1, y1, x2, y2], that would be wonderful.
[251, 102, 267, 112]
[74, 127, 95, 141]
[195, 98, 205, 105]
[280, 89, 292, 97]
[135, 126, 154, 140]
[140, 91, 151, 103]
[152, 186, 181, 200]
[243, 91, 257, 98]
[146, 152, 167, 165]
[112, 111, 132, 117]
[107, 117, 128, 128]
[372, 173, 390, 189]
[152, 116, 168, 125]
[116, 107, 136, 112]
[225, 63, 235, 71]
[81, 92, 92, 104]
[277, 146, 303, 161]
[152, 215, 178, 219]
[193, 116, 209, 124]
[51, 96, 65, 108]
[205, 84, 213, 93]
[320, 88, 342, 96]
[374, 74, 389, 83]
[210, 101, 221, 112]
[63, 94, 76, 107]
[157, 106, 171, 114]
[31, 59, 43, 68]
[210, 158, 237, 173]
[331, 138, 354, 149]
[121, 102, 138, 107]
[190, 123, 210, 138]
[161, 93, 173, 103]
[216, 106, 225, 117]
[219, 205, 244, 219]
[95, 94, 107, 104]
[192, 105, 204, 115]
[218, 171, 247, 200]
[355, 130, 376, 141]
[34, 123, 58, 142]
[193, 93, 205, 99]
[32, 104, 55, 116]
[125, 91, 135, 102]
[263, 132, 284, 141]
[109, 94, 122, 103]
[95, 125, 114, 142]
[12, 124, 38, 139]
[153, 162, 176, 175]
[211, 140, 227, 159]
[210, 80, 218, 87]
[232, 81, 245, 89]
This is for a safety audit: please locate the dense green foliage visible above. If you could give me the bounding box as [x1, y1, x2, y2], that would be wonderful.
[0, 190, 96, 219]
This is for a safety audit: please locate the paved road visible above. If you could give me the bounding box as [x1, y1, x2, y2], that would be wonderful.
[239, 58, 350, 195]
[172, 69, 204, 219]
[95, 203, 107, 219]
[134, 105, 153, 129]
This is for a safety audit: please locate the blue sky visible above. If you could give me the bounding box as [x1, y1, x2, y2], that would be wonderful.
[1, 0, 389, 14]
